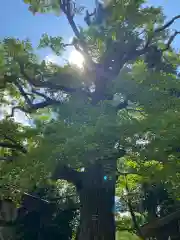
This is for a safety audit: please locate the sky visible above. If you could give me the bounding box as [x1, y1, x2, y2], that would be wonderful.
[0, 0, 180, 61]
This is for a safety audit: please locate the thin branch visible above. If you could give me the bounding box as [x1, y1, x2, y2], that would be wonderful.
[6, 106, 30, 118]
[144, 15, 180, 49]
[63, 43, 74, 47]
[162, 30, 180, 51]
[154, 15, 180, 33]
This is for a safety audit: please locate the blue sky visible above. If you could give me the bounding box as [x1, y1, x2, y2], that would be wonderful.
[0, 0, 180, 60]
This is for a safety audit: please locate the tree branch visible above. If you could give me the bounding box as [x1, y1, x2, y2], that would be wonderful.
[117, 171, 141, 176]
[162, 30, 180, 51]
[8, 78, 70, 117]
[6, 106, 30, 118]
[0, 142, 27, 154]
[7, 98, 61, 118]
[52, 164, 82, 186]
[30, 99, 61, 109]
[63, 43, 74, 47]
[31, 88, 54, 101]
[61, 0, 87, 51]
[14, 80, 32, 106]
[155, 15, 180, 33]
[144, 15, 180, 49]
[124, 175, 145, 239]
[116, 225, 134, 233]
[19, 63, 86, 94]
[3, 134, 27, 154]
[60, 0, 95, 69]
[14, 79, 63, 112]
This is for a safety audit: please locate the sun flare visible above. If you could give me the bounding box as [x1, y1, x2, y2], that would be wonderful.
[68, 50, 84, 69]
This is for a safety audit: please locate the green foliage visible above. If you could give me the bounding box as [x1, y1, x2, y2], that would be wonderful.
[23, 0, 85, 16]
[38, 34, 65, 55]
[23, 0, 60, 15]
[116, 231, 140, 240]
[23, 99, 121, 172]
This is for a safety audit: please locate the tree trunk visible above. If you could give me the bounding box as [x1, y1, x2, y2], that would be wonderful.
[78, 163, 116, 240]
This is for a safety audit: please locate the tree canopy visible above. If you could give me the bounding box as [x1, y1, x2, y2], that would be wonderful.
[0, 0, 180, 239]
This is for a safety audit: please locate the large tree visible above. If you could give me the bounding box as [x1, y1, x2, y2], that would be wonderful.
[0, 0, 180, 239]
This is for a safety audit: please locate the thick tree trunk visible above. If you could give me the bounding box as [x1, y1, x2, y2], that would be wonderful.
[78, 163, 116, 240]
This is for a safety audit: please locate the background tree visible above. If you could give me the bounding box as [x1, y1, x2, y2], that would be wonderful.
[15, 181, 78, 240]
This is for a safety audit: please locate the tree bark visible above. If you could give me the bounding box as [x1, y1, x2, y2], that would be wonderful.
[77, 163, 116, 240]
